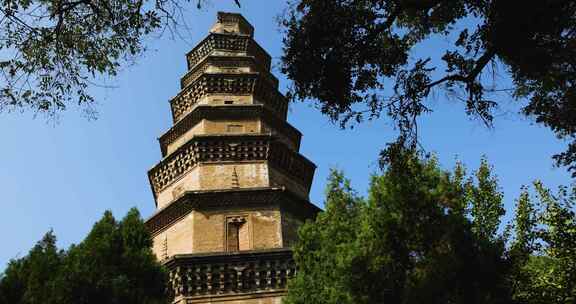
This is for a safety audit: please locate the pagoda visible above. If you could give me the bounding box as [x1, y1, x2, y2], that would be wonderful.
[145, 12, 320, 304]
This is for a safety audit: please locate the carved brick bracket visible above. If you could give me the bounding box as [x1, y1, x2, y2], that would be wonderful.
[145, 187, 321, 236]
[186, 33, 271, 72]
[170, 73, 288, 122]
[180, 56, 279, 89]
[148, 134, 314, 197]
[165, 249, 295, 299]
[158, 104, 301, 157]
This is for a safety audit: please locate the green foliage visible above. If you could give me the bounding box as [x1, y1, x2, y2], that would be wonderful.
[0, 232, 62, 304]
[468, 157, 505, 241]
[281, 0, 576, 176]
[287, 151, 576, 304]
[526, 182, 576, 303]
[285, 170, 363, 304]
[286, 152, 512, 304]
[0, 0, 239, 118]
[507, 181, 576, 304]
[0, 208, 167, 304]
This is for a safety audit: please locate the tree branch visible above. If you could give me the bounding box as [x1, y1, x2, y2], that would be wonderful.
[427, 49, 496, 89]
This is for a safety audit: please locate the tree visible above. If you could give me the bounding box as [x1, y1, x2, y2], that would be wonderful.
[468, 157, 505, 241]
[0, 208, 167, 304]
[285, 152, 513, 304]
[510, 181, 576, 303]
[0, 0, 238, 119]
[280, 0, 576, 176]
[0, 231, 62, 304]
[286, 151, 576, 304]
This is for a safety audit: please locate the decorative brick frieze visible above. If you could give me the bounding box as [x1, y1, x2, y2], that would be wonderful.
[180, 56, 278, 89]
[186, 34, 247, 69]
[158, 105, 302, 157]
[185, 33, 271, 72]
[165, 249, 294, 299]
[180, 61, 210, 90]
[148, 134, 315, 196]
[170, 73, 288, 122]
[170, 73, 255, 122]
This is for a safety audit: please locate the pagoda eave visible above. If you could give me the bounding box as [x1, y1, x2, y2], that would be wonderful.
[146, 187, 321, 237]
[180, 55, 279, 89]
[158, 104, 302, 157]
[148, 133, 316, 200]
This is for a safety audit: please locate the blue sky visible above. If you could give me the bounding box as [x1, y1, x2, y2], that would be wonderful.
[0, 1, 571, 268]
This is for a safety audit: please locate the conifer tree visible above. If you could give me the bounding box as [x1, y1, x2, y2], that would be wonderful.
[287, 152, 576, 304]
[286, 152, 512, 304]
[0, 208, 167, 304]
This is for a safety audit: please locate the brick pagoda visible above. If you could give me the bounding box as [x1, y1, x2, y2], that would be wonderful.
[145, 12, 319, 304]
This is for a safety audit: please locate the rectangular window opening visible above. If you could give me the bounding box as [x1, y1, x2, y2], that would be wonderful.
[227, 217, 249, 252]
[227, 223, 240, 252]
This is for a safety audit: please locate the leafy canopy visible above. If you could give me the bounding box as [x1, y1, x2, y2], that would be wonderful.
[286, 153, 511, 304]
[281, 0, 576, 176]
[510, 181, 576, 303]
[0, 208, 167, 304]
[286, 151, 576, 304]
[0, 0, 238, 119]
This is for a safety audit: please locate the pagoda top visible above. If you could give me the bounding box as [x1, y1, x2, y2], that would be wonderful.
[209, 12, 254, 37]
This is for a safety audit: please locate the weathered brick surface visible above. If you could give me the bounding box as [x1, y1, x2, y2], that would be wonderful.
[152, 206, 284, 257]
[152, 212, 195, 259]
[147, 12, 319, 304]
[166, 121, 204, 155]
[155, 162, 313, 209]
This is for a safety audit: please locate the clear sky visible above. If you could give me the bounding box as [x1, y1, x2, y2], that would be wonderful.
[0, 1, 571, 268]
